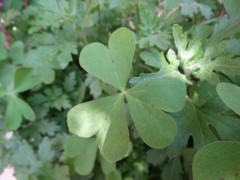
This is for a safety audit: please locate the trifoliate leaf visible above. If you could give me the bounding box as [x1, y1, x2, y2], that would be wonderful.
[5, 96, 35, 130]
[68, 28, 187, 162]
[168, 98, 240, 156]
[193, 141, 240, 180]
[80, 27, 135, 91]
[217, 82, 240, 115]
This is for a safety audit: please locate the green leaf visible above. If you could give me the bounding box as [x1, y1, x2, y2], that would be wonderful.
[217, 82, 240, 115]
[37, 120, 60, 136]
[172, 24, 188, 58]
[131, 49, 190, 85]
[38, 163, 70, 180]
[63, 136, 97, 175]
[180, 0, 213, 19]
[146, 149, 167, 166]
[0, 62, 16, 87]
[9, 41, 25, 64]
[99, 155, 116, 175]
[5, 96, 35, 130]
[161, 156, 183, 180]
[69, 28, 186, 162]
[107, 170, 122, 180]
[28, 0, 69, 32]
[192, 42, 240, 83]
[14, 68, 41, 93]
[0, 32, 7, 61]
[0, 87, 7, 98]
[37, 137, 55, 162]
[193, 141, 240, 180]
[208, 15, 240, 45]
[80, 27, 135, 91]
[190, 81, 217, 106]
[138, 31, 171, 50]
[168, 98, 240, 156]
[11, 140, 41, 177]
[227, 39, 240, 55]
[127, 77, 186, 112]
[223, 0, 240, 18]
[126, 94, 177, 148]
[68, 94, 129, 162]
[85, 74, 102, 99]
[5, 97, 22, 130]
[52, 165, 70, 180]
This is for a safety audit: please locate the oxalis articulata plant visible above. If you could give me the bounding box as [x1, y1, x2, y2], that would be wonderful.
[67, 25, 240, 179]
[67, 27, 187, 162]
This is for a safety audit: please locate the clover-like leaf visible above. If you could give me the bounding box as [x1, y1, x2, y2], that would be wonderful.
[5, 95, 35, 130]
[68, 28, 187, 162]
[193, 141, 240, 180]
[217, 82, 240, 115]
[80, 27, 135, 91]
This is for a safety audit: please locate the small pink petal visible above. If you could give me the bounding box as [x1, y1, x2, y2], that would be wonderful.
[0, 166, 16, 180]
[4, 131, 13, 140]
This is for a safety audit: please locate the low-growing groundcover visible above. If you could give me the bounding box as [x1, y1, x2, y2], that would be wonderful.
[1, 0, 240, 179]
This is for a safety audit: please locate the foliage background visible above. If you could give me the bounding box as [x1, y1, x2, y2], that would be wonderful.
[0, 0, 240, 179]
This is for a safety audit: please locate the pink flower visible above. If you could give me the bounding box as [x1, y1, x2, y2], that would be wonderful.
[0, 0, 3, 9]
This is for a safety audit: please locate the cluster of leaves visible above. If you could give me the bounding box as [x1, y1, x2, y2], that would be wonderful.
[0, 0, 240, 179]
